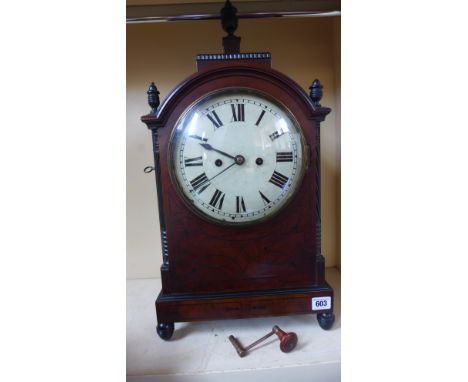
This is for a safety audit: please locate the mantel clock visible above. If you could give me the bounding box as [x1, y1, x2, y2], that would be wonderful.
[141, 1, 335, 340]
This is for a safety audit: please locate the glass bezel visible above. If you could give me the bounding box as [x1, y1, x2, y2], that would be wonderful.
[167, 87, 307, 227]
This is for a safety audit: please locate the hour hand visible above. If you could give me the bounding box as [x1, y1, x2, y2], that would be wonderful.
[199, 143, 236, 160]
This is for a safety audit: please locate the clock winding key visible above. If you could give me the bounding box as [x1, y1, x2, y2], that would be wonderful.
[228, 325, 298, 357]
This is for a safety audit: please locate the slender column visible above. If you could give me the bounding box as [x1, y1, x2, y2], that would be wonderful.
[147, 83, 169, 269]
[309, 79, 324, 261]
[309, 79, 329, 284]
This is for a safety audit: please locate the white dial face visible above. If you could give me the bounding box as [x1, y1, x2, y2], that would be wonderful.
[170, 88, 305, 226]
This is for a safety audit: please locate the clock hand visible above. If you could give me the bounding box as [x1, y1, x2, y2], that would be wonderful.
[209, 162, 236, 182]
[199, 143, 236, 160]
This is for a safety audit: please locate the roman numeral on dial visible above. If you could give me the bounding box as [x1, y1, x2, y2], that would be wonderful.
[255, 110, 265, 126]
[236, 196, 246, 213]
[206, 110, 223, 128]
[269, 129, 285, 141]
[190, 172, 210, 193]
[209, 189, 225, 209]
[269, 171, 289, 189]
[259, 191, 271, 205]
[276, 152, 293, 162]
[231, 103, 245, 122]
[184, 156, 203, 167]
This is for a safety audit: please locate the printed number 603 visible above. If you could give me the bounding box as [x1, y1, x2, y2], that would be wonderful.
[311, 297, 332, 311]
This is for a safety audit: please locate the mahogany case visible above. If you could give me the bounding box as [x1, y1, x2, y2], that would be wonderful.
[141, 53, 334, 330]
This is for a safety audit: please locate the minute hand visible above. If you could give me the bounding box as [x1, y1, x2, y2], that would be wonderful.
[199, 143, 236, 160]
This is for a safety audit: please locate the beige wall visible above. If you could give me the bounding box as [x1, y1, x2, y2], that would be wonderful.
[127, 16, 341, 279]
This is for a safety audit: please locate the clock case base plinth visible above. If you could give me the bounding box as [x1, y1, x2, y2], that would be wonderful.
[155, 283, 334, 340]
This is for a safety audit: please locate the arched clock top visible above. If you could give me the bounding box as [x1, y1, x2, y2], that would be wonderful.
[141, 66, 330, 130]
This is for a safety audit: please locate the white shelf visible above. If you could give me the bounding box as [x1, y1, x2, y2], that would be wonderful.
[127, 268, 340, 382]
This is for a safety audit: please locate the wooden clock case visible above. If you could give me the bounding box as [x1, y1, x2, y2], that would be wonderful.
[141, 51, 334, 340]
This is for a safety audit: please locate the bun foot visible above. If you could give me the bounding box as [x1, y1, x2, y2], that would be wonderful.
[317, 312, 335, 330]
[157, 322, 174, 340]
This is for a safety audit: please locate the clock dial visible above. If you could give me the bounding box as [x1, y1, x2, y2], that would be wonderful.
[169, 88, 305, 225]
